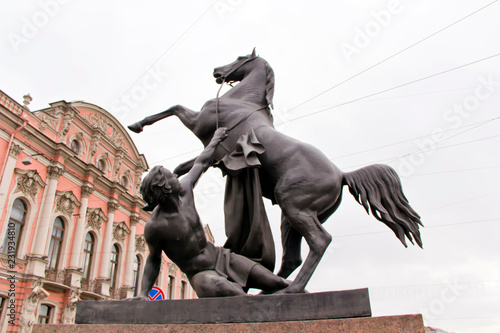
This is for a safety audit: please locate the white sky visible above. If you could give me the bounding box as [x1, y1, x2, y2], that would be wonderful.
[2, 1, 500, 332]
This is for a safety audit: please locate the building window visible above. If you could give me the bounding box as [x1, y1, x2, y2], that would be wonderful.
[119, 176, 128, 188]
[109, 244, 119, 289]
[1, 199, 27, 255]
[180, 281, 187, 299]
[133, 255, 141, 297]
[70, 140, 80, 154]
[47, 217, 64, 270]
[167, 275, 175, 300]
[82, 232, 94, 280]
[0, 296, 6, 322]
[96, 159, 106, 172]
[37, 304, 53, 324]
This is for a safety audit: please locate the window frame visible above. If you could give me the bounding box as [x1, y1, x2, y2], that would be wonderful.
[109, 244, 120, 290]
[1, 198, 27, 256]
[37, 304, 53, 324]
[47, 217, 64, 270]
[70, 139, 80, 154]
[82, 232, 95, 280]
[167, 275, 175, 300]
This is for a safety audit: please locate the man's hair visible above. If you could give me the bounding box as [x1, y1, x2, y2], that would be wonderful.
[140, 166, 173, 208]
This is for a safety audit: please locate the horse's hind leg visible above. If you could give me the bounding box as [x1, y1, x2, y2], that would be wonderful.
[277, 215, 303, 279]
[276, 206, 332, 294]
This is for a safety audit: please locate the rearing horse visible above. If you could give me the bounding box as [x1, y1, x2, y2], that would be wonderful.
[128, 49, 423, 294]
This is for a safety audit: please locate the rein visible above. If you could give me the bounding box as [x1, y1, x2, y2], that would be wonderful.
[214, 55, 260, 130]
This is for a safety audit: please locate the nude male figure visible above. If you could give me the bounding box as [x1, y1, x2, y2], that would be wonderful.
[131, 127, 288, 299]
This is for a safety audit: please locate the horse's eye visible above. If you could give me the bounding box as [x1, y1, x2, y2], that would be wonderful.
[237, 56, 246, 60]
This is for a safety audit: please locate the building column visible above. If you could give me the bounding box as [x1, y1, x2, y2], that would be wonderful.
[27, 165, 64, 277]
[122, 214, 139, 298]
[0, 144, 22, 222]
[96, 200, 119, 296]
[66, 183, 93, 287]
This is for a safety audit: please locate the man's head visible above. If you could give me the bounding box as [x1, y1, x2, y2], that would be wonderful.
[140, 166, 179, 210]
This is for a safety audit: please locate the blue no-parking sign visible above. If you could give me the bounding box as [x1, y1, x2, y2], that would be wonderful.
[148, 286, 165, 300]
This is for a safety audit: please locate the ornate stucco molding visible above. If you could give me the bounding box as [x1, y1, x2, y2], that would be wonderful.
[47, 165, 65, 179]
[55, 191, 81, 216]
[80, 113, 129, 153]
[14, 169, 46, 199]
[9, 143, 23, 158]
[135, 234, 146, 253]
[112, 221, 130, 243]
[86, 208, 108, 231]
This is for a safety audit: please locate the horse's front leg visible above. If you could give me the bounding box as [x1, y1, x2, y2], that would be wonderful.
[128, 105, 199, 133]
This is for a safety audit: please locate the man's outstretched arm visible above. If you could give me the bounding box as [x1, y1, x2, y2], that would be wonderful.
[128, 243, 161, 300]
[182, 127, 228, 189]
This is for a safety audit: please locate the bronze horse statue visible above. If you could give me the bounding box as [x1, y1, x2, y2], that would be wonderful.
[128, 49, 423, 294]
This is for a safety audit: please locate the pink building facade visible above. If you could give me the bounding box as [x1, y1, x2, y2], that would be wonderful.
[0, 90, 200, 332]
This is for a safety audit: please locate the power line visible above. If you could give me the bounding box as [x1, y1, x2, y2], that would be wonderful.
[426, 190, 500, 212]
[332, 116, 500, 160]
[335, 218, 499, 239]
[408, 165, 500, 177]
[343, 116, 500, 169]
[287, 0, 499, 112]
[107, 1, 218, 109]
[384, 116, 500, 164]
[276, 52, 500, 126]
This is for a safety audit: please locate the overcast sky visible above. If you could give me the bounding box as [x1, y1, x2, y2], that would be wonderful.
[2, 1, 500, 332]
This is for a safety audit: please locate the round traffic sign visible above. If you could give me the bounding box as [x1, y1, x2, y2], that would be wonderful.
[148, 286, 165, 300]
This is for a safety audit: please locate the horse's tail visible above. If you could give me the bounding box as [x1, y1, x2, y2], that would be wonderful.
[342, 164, 423, 248]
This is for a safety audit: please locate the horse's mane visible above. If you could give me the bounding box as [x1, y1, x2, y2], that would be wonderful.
[262, 58, 275, 110]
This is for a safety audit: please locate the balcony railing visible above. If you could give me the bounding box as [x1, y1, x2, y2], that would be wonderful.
[44, 268, 67, 284]
[81, 278, 97, 293]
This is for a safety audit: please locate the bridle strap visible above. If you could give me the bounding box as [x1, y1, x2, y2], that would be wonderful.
[215, 56, 259, 130]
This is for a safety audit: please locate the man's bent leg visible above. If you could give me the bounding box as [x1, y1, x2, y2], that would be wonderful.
[190, 271, 246, 298]
[247, 264, 290, 293]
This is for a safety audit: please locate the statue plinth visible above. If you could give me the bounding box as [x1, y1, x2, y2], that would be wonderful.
[74, 288, 371, 325]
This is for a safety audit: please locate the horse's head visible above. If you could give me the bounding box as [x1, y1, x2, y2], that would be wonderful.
[213, 48, 275, 109]
[213, 48, 258, 84]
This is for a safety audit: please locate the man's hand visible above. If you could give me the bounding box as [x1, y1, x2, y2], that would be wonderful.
[212, 127, 229, 143]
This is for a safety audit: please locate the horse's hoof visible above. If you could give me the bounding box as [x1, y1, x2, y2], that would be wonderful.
[272, 286, 305, 295]
[128, 123, 143, 133]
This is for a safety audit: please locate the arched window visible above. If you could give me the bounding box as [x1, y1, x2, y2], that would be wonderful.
[180, 281, 187, 299]
[119, 176, 128, 188]
[167, 275, 175, 300]
[37, 304, 53, 324]
[47, 217, 64, 270]
[97, 159, 106, 172]
[70, 139, 80, 154]
[109, 244, 119, 289]
[82, 233, 94, 280]
[1, 199, 27, 256]
[133, 255, 141, 297]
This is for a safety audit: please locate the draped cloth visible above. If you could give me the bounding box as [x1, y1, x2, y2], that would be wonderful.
[219, 129, 276, 272]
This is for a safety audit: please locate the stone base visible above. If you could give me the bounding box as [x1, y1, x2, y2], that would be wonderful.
[76, 289, 371, 324]
[33, 314, 425, 333]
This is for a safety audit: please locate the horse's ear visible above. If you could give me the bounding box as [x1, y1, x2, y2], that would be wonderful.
[251, 47, 256, 57]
